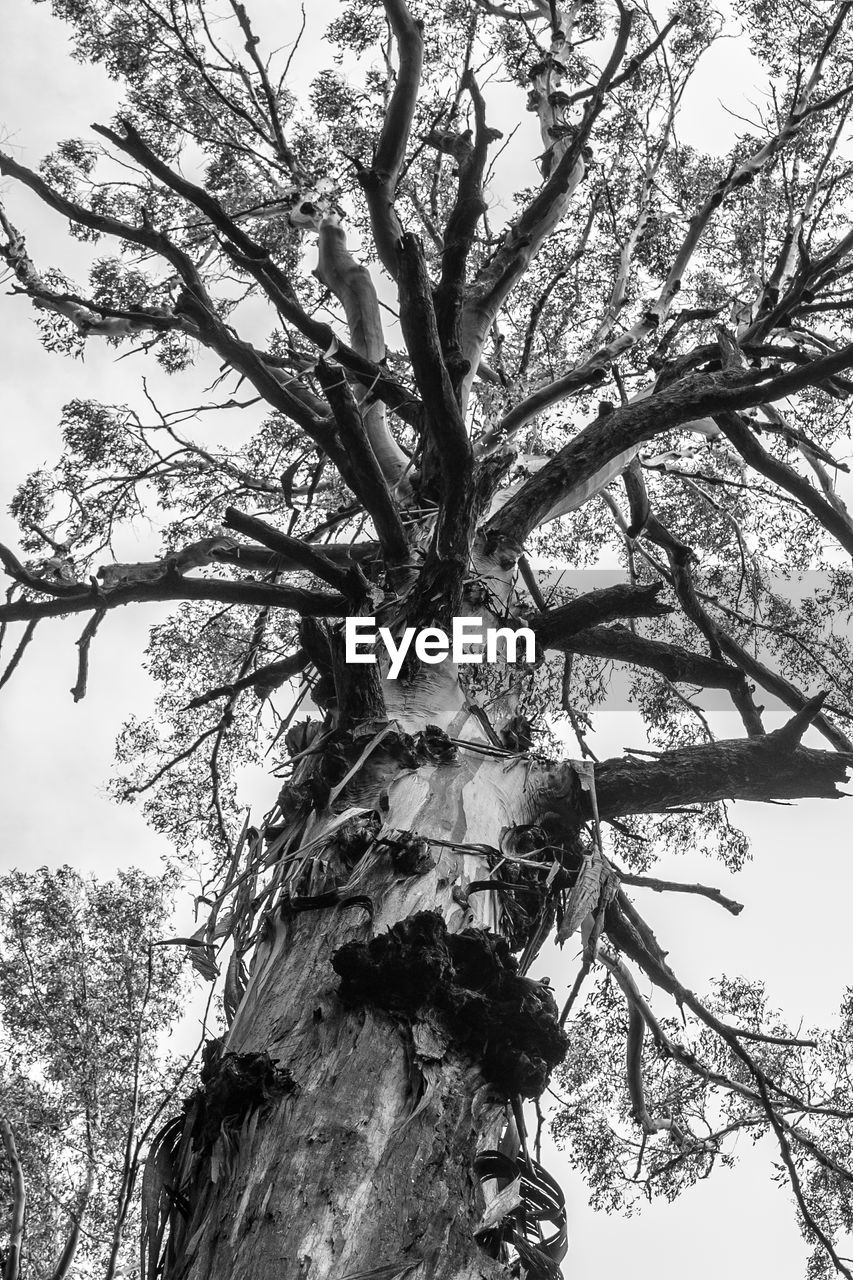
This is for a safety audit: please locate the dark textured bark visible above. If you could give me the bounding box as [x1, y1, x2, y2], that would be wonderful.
[529, 582, 671, 645]
[555, 623, 745, 689]
[173, 925, 507, 1280]
[140, 655, 853, 1280]
[594, 735, 851, 817]
[314, 360, 410, 565]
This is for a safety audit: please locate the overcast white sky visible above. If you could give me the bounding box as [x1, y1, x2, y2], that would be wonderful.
[0, 3, 850, 1277]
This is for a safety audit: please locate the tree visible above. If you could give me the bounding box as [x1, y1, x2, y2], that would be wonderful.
[3, 0, 853, 1275]
[0, 866, 187, 1278]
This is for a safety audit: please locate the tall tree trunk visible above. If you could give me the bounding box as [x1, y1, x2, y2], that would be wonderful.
[149, 653, 571, 1280]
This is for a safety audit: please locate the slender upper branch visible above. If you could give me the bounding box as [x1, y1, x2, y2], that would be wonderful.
[359, 0, 424, 279]
[396, 233, 474, 567]
[221, 509, 365, 595]
[459, 2, 634, 396]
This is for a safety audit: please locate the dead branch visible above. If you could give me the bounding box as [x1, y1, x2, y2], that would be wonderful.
[528, 582, 672, 645]
[0, 620, 38, 692]
[617, 872, 743, 916]
[0, 574, 349, 625]
[591, 701, 852, 818]
[70, 609, 106, 702]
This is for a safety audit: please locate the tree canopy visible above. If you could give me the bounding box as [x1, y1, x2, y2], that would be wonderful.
[3, 0, 853, 1276]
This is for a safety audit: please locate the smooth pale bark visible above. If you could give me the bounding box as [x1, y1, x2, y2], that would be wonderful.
[150, 649, 850, 1280]
[159, 662, 560, 1280]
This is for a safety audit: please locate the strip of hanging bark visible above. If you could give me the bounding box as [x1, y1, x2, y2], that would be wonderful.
[358, 0, 424, 279]
[314, 360, 409, 565]
[528, 582, 671, 645]
[485, 345, 853, 546]
[0, 1117, 26, 1280]
[88, 121, 421, 426]
[617, 872, 743, 915]
[222, 509, 364, 596]
[0, 574, 349, 624]
[591, 696, 851, 818]
[70, 608, 106, 702]
[716, 410, 853, 557]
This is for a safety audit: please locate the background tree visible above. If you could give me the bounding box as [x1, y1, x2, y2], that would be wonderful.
[3, 0, 853, 1277]
[0, 866, 187, 1278]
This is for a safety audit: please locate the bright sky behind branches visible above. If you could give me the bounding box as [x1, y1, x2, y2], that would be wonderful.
[0, 2, 849, 1275]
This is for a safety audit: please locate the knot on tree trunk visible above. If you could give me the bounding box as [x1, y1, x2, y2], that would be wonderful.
[187, 1043, 297, 1154]
[332, 911, 568, 1098]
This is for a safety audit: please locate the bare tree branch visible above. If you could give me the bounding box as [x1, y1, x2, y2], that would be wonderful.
[360, 0, 424, 279]
[221, 509, 365, 595]
[617, 872, 743, 916]
[484, 347, 853, 548]
[0, 574, 348, 625]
